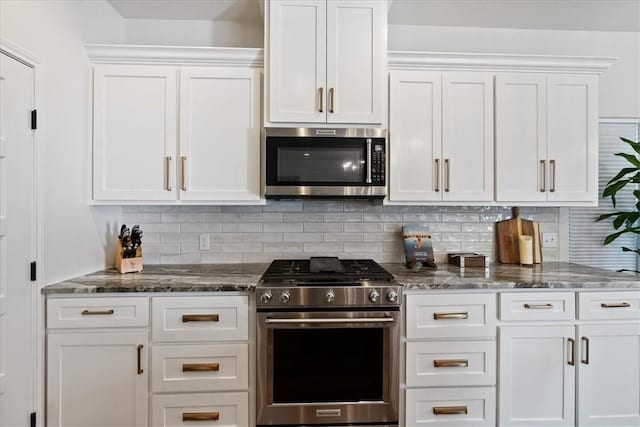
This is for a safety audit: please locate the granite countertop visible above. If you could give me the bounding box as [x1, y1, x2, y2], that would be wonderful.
[42, 262, 640, 295]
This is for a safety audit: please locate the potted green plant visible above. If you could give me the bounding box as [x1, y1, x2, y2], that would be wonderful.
[596, 137, 640, 272]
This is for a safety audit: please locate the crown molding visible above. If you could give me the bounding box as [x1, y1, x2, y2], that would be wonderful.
[388, 51, 615, 73]
[85, 44, 264, 67]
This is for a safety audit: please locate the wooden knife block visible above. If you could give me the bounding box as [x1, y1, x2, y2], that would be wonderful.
[115, 241, 143, 274]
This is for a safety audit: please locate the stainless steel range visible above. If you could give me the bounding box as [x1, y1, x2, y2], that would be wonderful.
[256, 257, 401, 427]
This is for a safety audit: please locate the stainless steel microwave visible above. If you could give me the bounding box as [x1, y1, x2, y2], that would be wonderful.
[263, 127, 387, 198]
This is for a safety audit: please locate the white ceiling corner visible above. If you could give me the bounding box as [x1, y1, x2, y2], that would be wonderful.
[107, 0, 263, 22]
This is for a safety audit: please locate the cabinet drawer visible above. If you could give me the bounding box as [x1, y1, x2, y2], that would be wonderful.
[47, 297, 149, 329]
[152, 296, 248, 342]
[406, 341, 496, 387]
[152, 344, 248, 393]
[499, 292, 574, 321]
[406, 387, 495, 426]
[152, 392, 248, 427]
[578, 291, 640, 320]
[406, 294, 496, 339]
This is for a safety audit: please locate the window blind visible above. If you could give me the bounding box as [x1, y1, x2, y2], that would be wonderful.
[569, 122, 639, 271]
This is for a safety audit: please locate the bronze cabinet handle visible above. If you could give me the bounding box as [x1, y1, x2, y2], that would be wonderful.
[182, 363, 220, 372]
[181, 156, 187, 191]
[318, 87, 324, 113]
[329, 88, 334, 113]
[81, 309, 114, 316]
[550, 159, 556, 192]
[182, 314, 220, 322]
[433, 406, 468, 415]
[433, 312, 468, 320]
[434, 359, 469, 368]
[166, 156, 172, 191]
[182, 412, 219, 422]
[434, 159, 440, 192]
[137, 344, 143, 375]
[601, 302, 631, 308]
[568, 338, 575, 366]
[540, 160, 546, 192]
[524, 303, 554, 309]
[444, 158, 450, 192]
[582, 336, 590, 365]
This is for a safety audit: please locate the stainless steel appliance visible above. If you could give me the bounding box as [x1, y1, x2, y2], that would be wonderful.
[256, 257, 401, 427]
[264, 127, 387, 198]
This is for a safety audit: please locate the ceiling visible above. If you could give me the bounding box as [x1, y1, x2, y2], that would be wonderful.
[107, 0, 640, 32]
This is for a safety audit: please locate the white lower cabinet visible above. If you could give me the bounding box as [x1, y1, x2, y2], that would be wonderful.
[47, 331, 149, 427]
[406, 387, 496, 426]
[499, 325, 575, 426]
[152, 392, 249, 427]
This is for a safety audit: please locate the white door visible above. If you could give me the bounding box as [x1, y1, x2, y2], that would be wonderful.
[93, 65, 177, 201]
[388, 70, 442, 202]
[499, 325, 575, 426]
[496, 73, 548, 202]
[547, 74, 598, 203]
[179, 68, 261, 202]
[0, 51, 36, 427]
[47, 332, 148, 427]
[326, 0, 384, 124]
[442, 72, 494, 202]
[268, 0, 326, 123]
[578, 323, 640, 426]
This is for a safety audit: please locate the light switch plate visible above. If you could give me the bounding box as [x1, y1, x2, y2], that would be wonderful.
[199, 234, 210, 251]
[542, 232, 558, 248]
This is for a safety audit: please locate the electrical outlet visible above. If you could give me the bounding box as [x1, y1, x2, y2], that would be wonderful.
[199, 234, 210, 251]
[542, 232, 558, 248]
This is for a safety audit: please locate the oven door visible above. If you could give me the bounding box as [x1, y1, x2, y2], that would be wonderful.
[257, 310, 400, 426]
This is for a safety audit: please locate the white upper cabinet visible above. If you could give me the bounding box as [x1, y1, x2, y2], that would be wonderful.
[93, 65, 177, 201]
[496, 73, 598, 203]
[388, 70, 494, 203]
[179, 68, 261, 202]
[267, 0, 384, 125]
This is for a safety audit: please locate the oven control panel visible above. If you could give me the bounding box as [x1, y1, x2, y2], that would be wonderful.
[257, 285, 402, 309]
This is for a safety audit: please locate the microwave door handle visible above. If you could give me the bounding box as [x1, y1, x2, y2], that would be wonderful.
[366, 139, 372, 184]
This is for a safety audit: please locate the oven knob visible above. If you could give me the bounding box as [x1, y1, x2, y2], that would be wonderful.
[260, 292, 272, 304]
[325, 290, 336, 303]
[387, 290, 399, 302]
[369, 290, 380, 303]
[279, 291, 291, 304]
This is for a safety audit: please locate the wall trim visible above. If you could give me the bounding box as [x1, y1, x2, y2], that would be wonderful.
[599, 117, 640, 124]
[85, 44, 264, 67]
[388, 50, 615, 73]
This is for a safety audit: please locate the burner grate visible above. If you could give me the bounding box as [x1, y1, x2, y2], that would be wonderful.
[261, 258, 393, 282]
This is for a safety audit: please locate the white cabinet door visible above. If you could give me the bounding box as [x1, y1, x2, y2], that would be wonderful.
[326, 0, 384, 124]
[47, 332, 148, 427]
[93, 65, 177, 201]
[389, 71, 442, 202]
[547, 74, 598, 203]
[268, 0, 326, 123]
[442, 72, 494, 202]
[179, 68, 261, 201]
[495, 73, 547, 202]
[577, 323, 640, 426]
[499, 325, 575, 426]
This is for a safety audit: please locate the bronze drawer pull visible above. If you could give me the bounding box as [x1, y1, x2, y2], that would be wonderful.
[182, 314, 219, 322]
[434, 359, 469, 368]
[182, 363, 220, 372]
[540, 160, 546, 192]
[524, 303, 553, 309]
[433, 312, 468, 320]
[582, 336, 590, 365]
[433, 406, 468, 415]
[81, 309, 114, 316]
[434, 159, 440, 192]
[182, 412, 219, 422]
[137, 344, 143, 375]
[601, 302, 631, 308]
[329, 87, 334, 113]
[568, 338, 575, 366]
[318, 87, 324, 113]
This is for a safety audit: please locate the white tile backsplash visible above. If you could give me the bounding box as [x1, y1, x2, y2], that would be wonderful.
[123, 201, 560, 264]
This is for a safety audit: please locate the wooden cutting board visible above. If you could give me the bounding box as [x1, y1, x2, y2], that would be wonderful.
[496, 207, 542, 264]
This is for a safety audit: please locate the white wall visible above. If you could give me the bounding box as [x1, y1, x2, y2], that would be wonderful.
[0, 0, 124, 284]
[123, 18, 263, 48]
[389, 25, 640, 119]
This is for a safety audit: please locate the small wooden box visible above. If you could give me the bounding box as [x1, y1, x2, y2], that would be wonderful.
[115, 241, 143, 274]
[447, 252, 489, 268]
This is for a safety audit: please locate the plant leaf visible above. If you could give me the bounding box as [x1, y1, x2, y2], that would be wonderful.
[615, 152, 640, 168]
[620, 137, 640, 156]
[596, 212, 618, 222]
[625, 212, 640, 227]
[613, 215, 626, 229]
[607, 167, 639, 185]
[604, 230, 627, 245]
[621, 247, 640, 255]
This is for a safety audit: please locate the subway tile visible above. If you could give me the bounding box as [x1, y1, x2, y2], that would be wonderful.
[220, 205, 263, 212]
[242, 253, 277, 263]
[143, 232, 160, 244]
[442, 213, 479, 222]
[136, 223, 180, 233]
[344, 223, 383, 232]
[403, 213, 442, 222]
[427, 223, 461, 232]
[324, 233, 364, 243]
[284, 233, 323, 243]
[304, 201, 343, 212]
[161, 232, 201, 243]
[383, 242, 400, 253]
[371, 253, 405, 263]
[383, 205, 424, 213]
[122, 213, 161, 223]
[143, 243, 181, 254]
[242, 212, 283, 222]
[363, 232, 400, 243]
[242, 233, 283, 243]
[283, 213, 324, 222]
[142, 254, 160, 265]
[344, 243, 384, 253]
[263, 200, 303, 212]
[363, 213, 403, 222]
[480, 232, 495, 243]
[223, 243, 263, 253]
[264, 222, 304, 232]
[180, 223, 223, 233]
[343, 201, 384, 212]
[161, 212, 202, 223]
[208, 233, 243, 242]
[462, 223, 494, 233]
[263, 243, 304, 253]
[304, 243, 344, 252]
[202, 253, 243, 264]
[160, 254, 202, 264]
[383, 223, 403, 232]
[442, 232, 480, 243]
[180, 243, 223, 254]
[324, 213, 363, 222]
[222, 223, 263, 233]
[304, 223, 343, 232]
[202, 213, 241, 222]
[121, 206, 140, 213]
[433, 243, 462, 252]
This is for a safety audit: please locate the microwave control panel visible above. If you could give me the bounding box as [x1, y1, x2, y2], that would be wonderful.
[371, 142, 385, 185]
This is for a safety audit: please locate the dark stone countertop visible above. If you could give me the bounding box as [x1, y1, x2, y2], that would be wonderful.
[42, 262, 640, 295]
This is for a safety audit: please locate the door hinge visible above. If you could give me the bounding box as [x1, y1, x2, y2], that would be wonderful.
[30, 412, 36, 427]
[30, 261, 36, 281]
[31, 110, 37, 130]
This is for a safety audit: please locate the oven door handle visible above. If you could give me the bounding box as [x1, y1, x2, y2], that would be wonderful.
[265, 317, 394, 325]
[366, 138, 372, 184]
